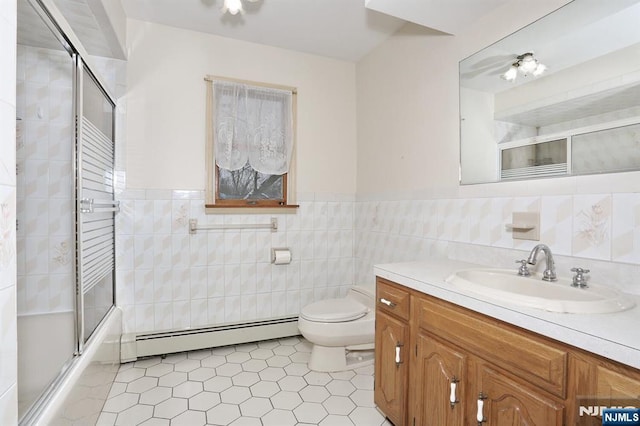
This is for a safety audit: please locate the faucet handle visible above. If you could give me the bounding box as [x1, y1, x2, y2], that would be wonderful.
[515, 259, 531, 276]
[570, 267, 590, 288]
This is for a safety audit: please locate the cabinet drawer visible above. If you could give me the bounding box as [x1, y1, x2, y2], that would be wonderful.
[376, 278, 410, 321]
[417, 297, 567, 398]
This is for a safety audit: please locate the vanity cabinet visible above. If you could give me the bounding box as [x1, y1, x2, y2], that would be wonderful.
[374, 279, 411, 426]
[375, 277, 640, 426]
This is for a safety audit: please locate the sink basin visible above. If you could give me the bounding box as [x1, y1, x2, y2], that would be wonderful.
[446, 268, 635, 314]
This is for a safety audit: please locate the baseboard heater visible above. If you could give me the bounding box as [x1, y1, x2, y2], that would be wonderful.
[121, 316, 300, 362]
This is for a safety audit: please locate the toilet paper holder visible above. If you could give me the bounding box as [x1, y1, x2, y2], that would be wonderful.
[272, 248, 292, 265]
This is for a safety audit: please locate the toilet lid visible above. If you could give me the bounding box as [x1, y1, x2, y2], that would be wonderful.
[300, 299, 368, 323]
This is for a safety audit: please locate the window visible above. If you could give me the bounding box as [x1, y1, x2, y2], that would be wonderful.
[205, 77, 297, 209]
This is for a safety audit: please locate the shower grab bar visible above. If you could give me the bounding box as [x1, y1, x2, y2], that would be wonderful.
[189, 218, 278, 234]
[80, 198, 120, 213]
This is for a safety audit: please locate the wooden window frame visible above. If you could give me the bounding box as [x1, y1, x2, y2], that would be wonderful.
[205, 76, 298, 211]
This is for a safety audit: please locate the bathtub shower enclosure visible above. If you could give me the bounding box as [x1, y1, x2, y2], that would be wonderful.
[16, 0, 118, 422]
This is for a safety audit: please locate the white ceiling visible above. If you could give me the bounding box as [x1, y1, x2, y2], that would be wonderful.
[121, 0, 406, 61]
[120, 0, 510, 61]
[365, 0, 511, 35]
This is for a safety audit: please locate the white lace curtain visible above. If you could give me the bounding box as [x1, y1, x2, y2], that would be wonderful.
[213, 80, 293, 175]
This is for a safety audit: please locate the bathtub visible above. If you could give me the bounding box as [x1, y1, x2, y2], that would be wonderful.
[19, 307, 121, 425]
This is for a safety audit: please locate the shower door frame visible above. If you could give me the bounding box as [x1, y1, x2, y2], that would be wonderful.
[74, 57, 117, 354]
[23, 0, 118, 355]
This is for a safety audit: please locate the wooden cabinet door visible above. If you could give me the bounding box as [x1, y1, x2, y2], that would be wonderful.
[375, 310, 409, 426]
[412, 332, 466, 426]
[470, 359, 564, 426]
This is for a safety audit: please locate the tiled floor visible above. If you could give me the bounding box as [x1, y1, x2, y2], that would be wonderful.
[98, 336, 390, 426]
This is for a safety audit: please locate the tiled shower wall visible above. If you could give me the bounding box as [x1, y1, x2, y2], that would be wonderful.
[0, 0, 18, 422]
[115, 191, 355, 334]
[355, 193, 640, 296]
[15, 45, 74, 316]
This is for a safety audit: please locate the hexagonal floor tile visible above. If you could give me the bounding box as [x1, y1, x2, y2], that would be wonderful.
[188, 367, 216, 382]
[157, 371, 187, 387]
[257, 340, 280, 349]
[201, 355, 227, 369]
[102, 392, 139, 413]
[270, 391, 302, 410]
[293, 402, 328, 424]
[114, 368, 145, 383]
[350, 374, 374, 390]
[283, 362, 309, 377]
[326, 379, 356, 396]
[261, 409, 297, 426]
[189, 391, 221, 411]
[220, 386, 251, 404]
[248, 348, 274, 360]
[249, 381, 280, 398]
[216, 363, 243, 377]
[114, 403, 153, 425]
[265, 355, 291, 368]
[161, 353, 187, 364]
[294, 340, 313, 353]
[234, 343, 259, 352]
[134, 357, 161, 369]
[127, 376, 158, 394]
[171, 409, 207, 426]
[187, 349, 213, 360]
[139, 416, 170, 426]
[277, 375, 306, 392]
[273, 346, 295, 356]
[145, 363, 174, 378]
[210, 346, 236, 356]
[174, 359, 202, 373]
[289, 352, 310, 363]
[239, 396, 273, 417]
[323, 395, 356, 415]
[349, 389, 375, 408]
[226, 351, 251, 364]
[299, 385, 330, 403]
[232, 371, 260, 387]
[154, 397, 188, 419]
[278, 336, 301, 346]
[241, 359, 267, 372]
[139, 387, 172, 405]
[206, 403, 240, 425]
[319, 414, 356, 426]
[304, 371, 332, 386]
[258, 367, 286, 382]
[173, 380, 203, 398]
[229, 417, 262, 426]
[349, 406, 386, 426]
[330, 370, 356, 381]
[204, 376, 233, 393]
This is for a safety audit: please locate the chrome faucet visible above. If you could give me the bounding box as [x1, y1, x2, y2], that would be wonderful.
[526, 244, 557, 282]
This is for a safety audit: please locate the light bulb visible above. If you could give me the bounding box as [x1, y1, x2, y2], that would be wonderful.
[502, 65, 518, 82]
[518, 54, 537, 74]
[224, 0, 243, 15]
[532, 63, 546, 77]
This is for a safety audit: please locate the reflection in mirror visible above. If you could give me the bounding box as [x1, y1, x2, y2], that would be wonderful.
[459, 0, 640, 184]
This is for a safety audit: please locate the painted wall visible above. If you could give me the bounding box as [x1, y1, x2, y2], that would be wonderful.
[119, 20, 358, 334]
[124, 19, 357, 194]
[354, 0, 640, 296]
[0, 0, 18, 422]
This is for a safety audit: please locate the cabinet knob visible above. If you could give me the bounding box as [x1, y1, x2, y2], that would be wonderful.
[477, 392, 487, 425]
[380, 298, 396, 308]
[449, 378, 459, 407]
[395, 342, 403, 365]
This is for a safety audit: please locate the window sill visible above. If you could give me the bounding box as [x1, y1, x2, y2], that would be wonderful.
[205, 204, 299, 215]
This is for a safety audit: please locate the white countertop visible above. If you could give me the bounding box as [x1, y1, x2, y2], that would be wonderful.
[374, 259, 640, 370]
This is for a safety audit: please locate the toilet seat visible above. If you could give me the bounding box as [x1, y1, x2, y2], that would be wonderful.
[300, 298, 368, 323]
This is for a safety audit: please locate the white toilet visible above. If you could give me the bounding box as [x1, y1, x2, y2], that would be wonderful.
[297, 286, 375, 372]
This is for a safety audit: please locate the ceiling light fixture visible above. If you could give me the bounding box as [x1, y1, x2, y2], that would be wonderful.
[501, 52, 546, 82]
[222, 0, 260, 15]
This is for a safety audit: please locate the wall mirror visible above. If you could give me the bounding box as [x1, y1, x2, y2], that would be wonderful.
[459, 0, 640, 184]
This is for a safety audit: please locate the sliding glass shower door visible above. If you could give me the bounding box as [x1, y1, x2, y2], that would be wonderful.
[16, 0, 117, 420]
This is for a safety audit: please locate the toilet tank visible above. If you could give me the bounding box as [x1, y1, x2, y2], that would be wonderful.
[348, 286, 375, 309]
